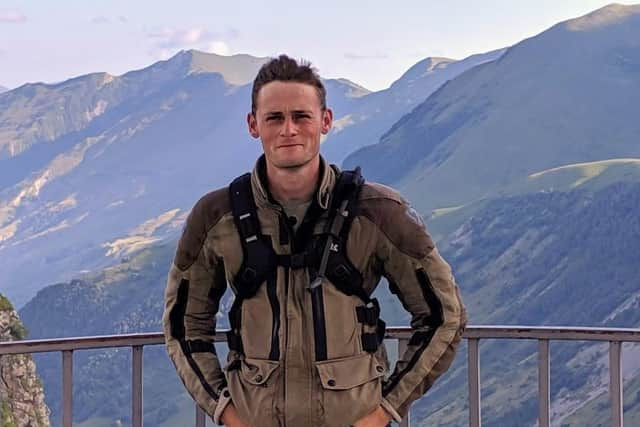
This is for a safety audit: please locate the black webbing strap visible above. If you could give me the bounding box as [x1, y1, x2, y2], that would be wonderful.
[183, 339, 216, 353]
[361, 319, 387, 353]
[356, 298, 386, 353]
[229, 173, 276, 299]
[356, 299, 381, 326]
[275, 252, 312, 269]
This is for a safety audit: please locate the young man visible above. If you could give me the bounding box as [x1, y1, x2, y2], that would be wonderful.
[163, 55, 466, 427]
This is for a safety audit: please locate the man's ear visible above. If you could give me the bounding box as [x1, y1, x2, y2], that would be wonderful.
[247, 112, 260, 138]
[321, 108, 333, 135]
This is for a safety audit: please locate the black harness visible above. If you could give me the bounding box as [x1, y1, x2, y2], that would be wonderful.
[226, 167, 386, 357]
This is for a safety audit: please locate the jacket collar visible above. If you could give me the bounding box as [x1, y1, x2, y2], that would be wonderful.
[250, 154, 337, 210]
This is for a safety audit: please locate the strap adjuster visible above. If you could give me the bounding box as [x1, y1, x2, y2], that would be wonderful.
[356, 304, 380, 326]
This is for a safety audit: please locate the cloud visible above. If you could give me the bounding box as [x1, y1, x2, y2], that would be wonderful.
[91, 15, 128, 24]
[344, 52, 389, 60]
[147, 27, 236, 58]
[0, 10, 26, 23]
[91, 16, 110, 24]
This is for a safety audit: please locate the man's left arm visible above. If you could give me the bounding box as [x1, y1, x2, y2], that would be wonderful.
[373, 200, 467, 422]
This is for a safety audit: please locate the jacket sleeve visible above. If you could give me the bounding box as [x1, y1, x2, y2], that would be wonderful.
[375, 202, 467, 422]
[162, 208, 232, 425]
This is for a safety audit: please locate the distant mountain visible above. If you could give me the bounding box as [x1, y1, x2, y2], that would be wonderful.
[19, 242, 211, 427]
[414, 180, 640, 426]
[0, 50, 366, 307]
[0, 85, 7, 93]
[19, 179, 640, 427]
[321, 50, 504, 163]
[344, 3, 640, 214]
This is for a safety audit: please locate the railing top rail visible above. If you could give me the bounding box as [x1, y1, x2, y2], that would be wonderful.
[0, 326, 638, 355]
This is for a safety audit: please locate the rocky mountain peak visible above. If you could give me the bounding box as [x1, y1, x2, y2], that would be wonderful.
[173, 49, 269, 85]
[563, 3, 640, 31]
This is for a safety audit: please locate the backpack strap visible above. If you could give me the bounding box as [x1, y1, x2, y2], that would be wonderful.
[229, 173, 277, 300]
[310, 167, 368, 302]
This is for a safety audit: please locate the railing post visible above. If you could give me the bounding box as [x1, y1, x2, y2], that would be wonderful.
[538, 340, 550, 427]
[195, 404, 206, 427]
[609, 341, 623, 427]
[62, 350, 73, 427]
[398, 337, 410, 427]
[468, 338, 481, 427]
[132, 345, 144, 427]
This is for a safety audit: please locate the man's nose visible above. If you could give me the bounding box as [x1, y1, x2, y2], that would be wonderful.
[280, 116, 297, 136]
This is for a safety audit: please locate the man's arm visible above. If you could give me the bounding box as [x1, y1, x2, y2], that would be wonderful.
[162, 195, 233, 425]
[369, 197, 467, 422]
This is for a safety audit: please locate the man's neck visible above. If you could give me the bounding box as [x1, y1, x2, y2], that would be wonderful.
[266, 156, 321, 204]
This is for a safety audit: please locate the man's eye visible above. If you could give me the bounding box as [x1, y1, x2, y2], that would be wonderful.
[293, 113, 310, 120]
[266, 115, 283, 121]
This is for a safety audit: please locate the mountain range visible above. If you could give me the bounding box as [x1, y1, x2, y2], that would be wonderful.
[3, 2, 640, 427]
[0, 47, 488, 308]
[344, 3, 640, 216]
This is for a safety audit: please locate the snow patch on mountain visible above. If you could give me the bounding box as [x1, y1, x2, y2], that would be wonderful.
[102, 208, 183, 258]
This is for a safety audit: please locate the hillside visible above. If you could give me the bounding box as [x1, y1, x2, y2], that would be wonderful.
[0, 50, 369, 308]
[17, 177, 640, 426]
[322, 50, 504, 163]
[344, 4, 640, 215]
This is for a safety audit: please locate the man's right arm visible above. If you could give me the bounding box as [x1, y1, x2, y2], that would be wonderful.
[162, 192, 233, 425]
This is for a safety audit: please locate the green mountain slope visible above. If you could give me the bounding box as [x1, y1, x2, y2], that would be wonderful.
[19, 178, 640, 426]
[344, 4, 640, 215]
[412, 180, 640, 426]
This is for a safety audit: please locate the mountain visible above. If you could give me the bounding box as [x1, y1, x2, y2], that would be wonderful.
[413, 180, 640, 426]
[321, 50, 504, 163]
[344, 3, 640, 215]
[19, 242, 217, 427]
[0, 85, 7, 94]
[18, 177, 640, 427]
[0, 294, 51, 426]
[0, 50, 367, 308]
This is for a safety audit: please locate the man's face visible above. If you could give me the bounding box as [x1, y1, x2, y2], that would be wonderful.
[247, 81, 332, 169]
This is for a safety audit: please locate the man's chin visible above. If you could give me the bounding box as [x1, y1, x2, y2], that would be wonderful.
[273, 156, 316, 170]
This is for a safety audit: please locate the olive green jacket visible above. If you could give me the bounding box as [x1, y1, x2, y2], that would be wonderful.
[162, 155, 466, 427]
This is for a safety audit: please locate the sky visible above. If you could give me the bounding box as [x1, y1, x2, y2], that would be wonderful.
[1, 0, 638, 91]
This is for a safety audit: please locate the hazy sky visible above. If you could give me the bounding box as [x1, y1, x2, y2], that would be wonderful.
[1, 0, 638, 91]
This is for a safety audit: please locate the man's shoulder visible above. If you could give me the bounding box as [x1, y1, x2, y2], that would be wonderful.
[359, 181, 406, 205]
[174, 186, 232, 271]
[357, 181, 434, 259]
[189, 186, 233, 228]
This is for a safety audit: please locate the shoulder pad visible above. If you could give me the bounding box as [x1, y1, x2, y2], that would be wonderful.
[357, 182, 434, 259]
[175, 186, 231, 271]
[359, 182, 406, 204]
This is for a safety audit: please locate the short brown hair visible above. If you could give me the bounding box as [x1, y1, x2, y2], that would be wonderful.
[251, 54, 326, 115]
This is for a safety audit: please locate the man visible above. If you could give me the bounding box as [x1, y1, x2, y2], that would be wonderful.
[163, 55, 466, 427]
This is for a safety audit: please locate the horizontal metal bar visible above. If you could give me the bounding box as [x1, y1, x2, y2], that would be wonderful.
[462, 326, 640, 342]
[1, 326, 639, 355]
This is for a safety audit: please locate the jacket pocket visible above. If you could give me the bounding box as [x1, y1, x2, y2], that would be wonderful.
[315, 352, 386, 427]
[226, 357, 282, 427]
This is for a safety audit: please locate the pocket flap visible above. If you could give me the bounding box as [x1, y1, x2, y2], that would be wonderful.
[240, 358, 280, 386]
[315, 353, 386, 390]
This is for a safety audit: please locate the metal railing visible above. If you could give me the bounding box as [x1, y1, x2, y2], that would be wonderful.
[0, 326, 638, 427]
